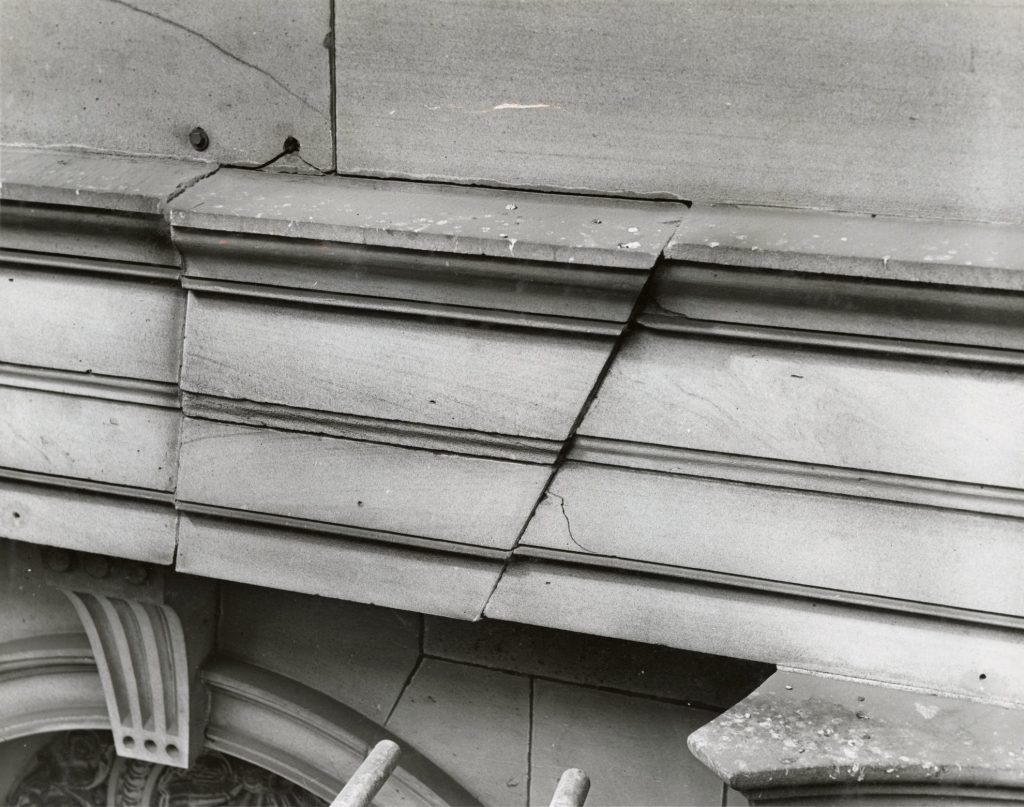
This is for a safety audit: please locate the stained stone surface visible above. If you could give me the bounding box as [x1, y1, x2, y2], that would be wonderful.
[424, 615, 772, 710]
[218, 583, 421, 724]
[167, 168, 686, 268]
[689, 670, 1024, 795]
[0, 0, 333, 168]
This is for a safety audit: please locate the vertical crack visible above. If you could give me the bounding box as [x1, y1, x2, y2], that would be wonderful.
[328, 0, 339, 172]
[549, 492, 596, 555]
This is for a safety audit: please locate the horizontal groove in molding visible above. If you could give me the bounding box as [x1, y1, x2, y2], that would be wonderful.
[0, 476, 177, 564]
[570, 437, 1024, 519]
[0, 467, 175, 504]
[0, 385, 180, 491]
[182, 276, 622, 336]
[664, 204, 1024, 291]
[638, 312, 1024, 368]
[174, 227, 647, 324]
[512, 546, 1024, 632]
[0, 635, 96, 675]
[1, 267, 185, 384]
[524, 461, 1024, 616]
[0, 248, 180, 281]
[0, 363, 180, 408]
[175, 502, 510, 561]
[183, 393, 561, 464]
[176, 513, 503, 620]
[182, 292, 613, 441]
[654, 261, 1024, 352]
[0, 201, 179, 268]
[167, 167, 685, 269]
[484, 558, 1024, 708]
[176, 417, 548, 549]
[582, 330, 1024, 488]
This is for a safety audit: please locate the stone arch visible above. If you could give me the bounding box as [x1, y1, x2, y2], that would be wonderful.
[0, 633, 478, 806]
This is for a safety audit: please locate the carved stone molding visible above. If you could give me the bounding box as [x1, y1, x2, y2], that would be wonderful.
[688, 670, 1024, 805]
[7, 733, 319, 806]
[8, 730, 323, 807]
[0, 146, 216, 267]
[0, 634, 475, 807]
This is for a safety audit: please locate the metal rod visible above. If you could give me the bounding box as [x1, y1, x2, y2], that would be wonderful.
[549, 768, 591, 807]
[329, 739, 402, 807]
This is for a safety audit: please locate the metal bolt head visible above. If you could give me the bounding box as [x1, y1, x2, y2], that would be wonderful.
[188, 127, 209, 151]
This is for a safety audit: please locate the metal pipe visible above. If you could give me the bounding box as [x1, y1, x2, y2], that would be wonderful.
[549, 768, 591, 807]
[329, 739, 402, 807]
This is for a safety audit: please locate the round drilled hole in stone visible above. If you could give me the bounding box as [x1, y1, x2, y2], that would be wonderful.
[144, 739, 157, 753]
[166, 743, 180, 758]
[122, 735, 136, 749]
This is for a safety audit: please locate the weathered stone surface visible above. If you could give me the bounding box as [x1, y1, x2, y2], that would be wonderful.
[424, 616, 772, 709]
[582, 332, 1024, 488]
[335, 0, 1024, 223]
[0, 387, 179, 491]
[176, 514, 503, 621]
[651, 261, 1024, 352]
[0, 540, 83, 646]
[0, 147, 216, 214]
[485, 558, 1024, 706]
[0, 0, 332, 167]
[218, 583, 421, 724]
[665, 205, 1024, 291]
[0, 481, 177, 565]
[519, 463, 1024, 616]
[689, 670, 1024, 799]
[531, 681, 723, 807]
[0, 264, 184, 382]
[168, 168, 685, 268]
[180, 295, 613, 442]
[387, 658, 531, 807]
[176, 418, 549, 548]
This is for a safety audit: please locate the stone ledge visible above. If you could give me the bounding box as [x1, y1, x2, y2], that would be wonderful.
[167, 167, 686, 269]
[688, 670, 1024, 804]
[0, 146, 215, 214]
[665, 204, 1024, 291]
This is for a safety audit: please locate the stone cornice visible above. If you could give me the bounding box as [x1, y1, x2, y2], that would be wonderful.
[5, 146, 1024, 296]
[3, 145, 1024, 710]
[166, 168, 684, 269]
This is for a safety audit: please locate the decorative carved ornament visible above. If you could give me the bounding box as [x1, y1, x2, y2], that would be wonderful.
[36, 549, 217, 769]
[64, 591, 200, 768]
[9, 730, 322, 806]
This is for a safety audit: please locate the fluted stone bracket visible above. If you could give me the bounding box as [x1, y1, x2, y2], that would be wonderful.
[688, 670, 1024, 805]
[36, 547, 216, 769]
